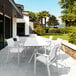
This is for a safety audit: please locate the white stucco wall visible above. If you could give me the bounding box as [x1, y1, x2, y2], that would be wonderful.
[29, 22, 34, 30]
[24, 15, 29, 35]
[13, 17, 17, 37]
[42, 18, 45, 24]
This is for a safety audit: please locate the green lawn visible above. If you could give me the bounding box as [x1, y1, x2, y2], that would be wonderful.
[41, 34, 69, 40]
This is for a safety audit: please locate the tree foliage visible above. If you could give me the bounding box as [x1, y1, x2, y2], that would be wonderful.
[47, 15, 59, 27]
[28, 11, 50, 27]
[28, 11, 38, 22]
[59, 0, 76, 26]
[28, 11, 59, 28]
[69, 32, 76, 44]
[37, 11, 50, 26]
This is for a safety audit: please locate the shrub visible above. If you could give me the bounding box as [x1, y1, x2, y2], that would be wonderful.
[48, 28, 56, 33]
[48, 28, 62, 33]
[48, 27, 72, 34]
[34, 26, 45, 35]
[41, 33, 62, 36]
[60, 27, 71, 34]
[68, 26, 76, 32]
[33, 22, 40, 28]
[68, 32, 76, 45]
[33, 22, 45, 35]
[61, 26, 76, 34]
[45, 27, 50, 33]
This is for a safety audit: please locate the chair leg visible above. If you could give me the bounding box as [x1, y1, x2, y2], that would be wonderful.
[55, 61, 58, 76]
[44, 46, 46, 54]
[18, 50, 20, 64]
[23, 48, 27, 57]
[47, 64, 51, 76]
[6, 50, 10, 63]
[55, 61, 57, 67]
[34, 54, 36, 76]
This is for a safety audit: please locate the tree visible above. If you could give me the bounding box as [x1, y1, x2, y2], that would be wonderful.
[28, 11, 38, 22]
[37, 12, 44, 25]
[59, 0, 76, 26]
[47, 15, 59, 27]
[61, 13, 76, 26]
[37, 11, 50, 27]
[28, 11, 51, 27]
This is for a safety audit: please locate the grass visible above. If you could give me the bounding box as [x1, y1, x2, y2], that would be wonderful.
[41, 33, 69, 40]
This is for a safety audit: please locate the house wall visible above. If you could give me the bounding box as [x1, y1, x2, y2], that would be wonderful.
[24, 15, 29, 35]
[13, 17, 17, 37]
[29, 22, 34, 33]
[0, 0, 23, 49]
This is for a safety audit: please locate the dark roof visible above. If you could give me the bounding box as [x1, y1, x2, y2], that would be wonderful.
[9, 0, 23, 18]
[0, 0, 23, 18]
[16, 4, 24, 10]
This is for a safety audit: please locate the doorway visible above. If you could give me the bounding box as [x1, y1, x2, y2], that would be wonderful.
[17, 23, 25, 36]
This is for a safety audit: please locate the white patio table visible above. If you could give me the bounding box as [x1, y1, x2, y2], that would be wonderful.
[24, 36, 50, 63]
[24, 36, 50, 46]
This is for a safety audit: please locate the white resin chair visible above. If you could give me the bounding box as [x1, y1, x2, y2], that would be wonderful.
[34, 44, 59, 76]
[28, 36, 51, 63]
[49, 36, 53, 41]
[15, 36, 20, 41]
[6, 38, 24, 64]
[13, 36, 23, 46]
[56, 38, 62, 53]
[56, 38, 62, 45]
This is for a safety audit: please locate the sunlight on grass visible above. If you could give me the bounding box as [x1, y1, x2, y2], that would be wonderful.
[41, 34, 69, 40]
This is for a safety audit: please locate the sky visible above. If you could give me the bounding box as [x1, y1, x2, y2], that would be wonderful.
[15, 0, 62, 23]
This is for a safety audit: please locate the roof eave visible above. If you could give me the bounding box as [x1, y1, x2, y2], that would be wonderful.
[9, 0, 23, 18]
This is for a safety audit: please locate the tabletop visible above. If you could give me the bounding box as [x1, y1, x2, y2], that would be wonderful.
[24, 36, 50, 47]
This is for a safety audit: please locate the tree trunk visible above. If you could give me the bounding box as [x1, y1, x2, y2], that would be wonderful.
[41, 18, 43, 26]
[65, 20, 68, 27]
[45, 17, 46, 27]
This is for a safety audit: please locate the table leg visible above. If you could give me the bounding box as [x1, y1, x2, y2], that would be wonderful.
[28, 46, 38, 63]
[28, 51, 35, 63]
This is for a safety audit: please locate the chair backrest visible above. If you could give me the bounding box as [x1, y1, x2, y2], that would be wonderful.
[49, 36, 53, 40]
[6, 38, 15, 47]
[14, 36, 20, 41]
[56, 38, 62, 46]
[48, 44, 59, 62]
[57, 38, 62, 42]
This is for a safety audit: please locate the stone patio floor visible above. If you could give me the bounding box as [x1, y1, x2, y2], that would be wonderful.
[0, 37, 76, 76]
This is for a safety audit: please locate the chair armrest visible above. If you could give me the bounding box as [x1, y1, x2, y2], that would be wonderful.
[36, 52, 42, 55]
[15, 41, 24, 47]
[36, 52, 48, 57]
[35, 52, 49, 62]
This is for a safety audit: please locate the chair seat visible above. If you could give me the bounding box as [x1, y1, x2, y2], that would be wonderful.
[19, 43, 23, 46]
[9, 47, 24, 53]
[36, 54, 48, 64]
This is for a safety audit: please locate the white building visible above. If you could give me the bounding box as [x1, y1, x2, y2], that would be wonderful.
[12, 11, 30, 37]
[16, 11, 30, 36]
[0, 0, 32, 49]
